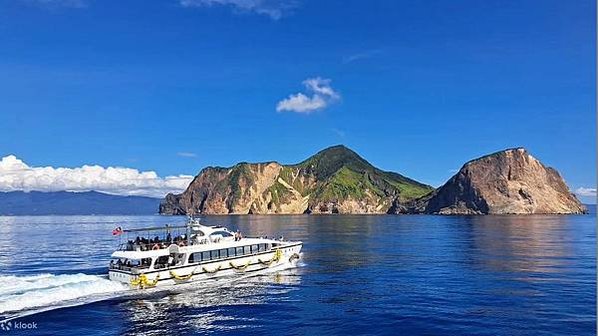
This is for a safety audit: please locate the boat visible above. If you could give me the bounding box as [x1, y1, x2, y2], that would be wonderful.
[108, 217, 302, 289]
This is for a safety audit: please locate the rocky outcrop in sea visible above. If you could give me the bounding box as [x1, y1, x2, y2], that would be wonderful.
[393, 148, 586, 215]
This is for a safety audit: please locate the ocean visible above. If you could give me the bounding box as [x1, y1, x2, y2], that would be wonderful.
[0, 210, 595, 335]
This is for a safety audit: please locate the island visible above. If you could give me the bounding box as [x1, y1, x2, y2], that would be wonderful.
[160, 146, 586, 215]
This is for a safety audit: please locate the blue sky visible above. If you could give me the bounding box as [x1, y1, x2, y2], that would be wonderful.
[0, 0, 595, 202]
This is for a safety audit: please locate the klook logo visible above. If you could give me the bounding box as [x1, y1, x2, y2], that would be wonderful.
[0, 321, 38, 332]
[0, 322, 11, 331]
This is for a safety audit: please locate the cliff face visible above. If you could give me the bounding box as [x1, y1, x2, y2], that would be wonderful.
[159, 145, 434, 215]
[396, 148, 586, 215]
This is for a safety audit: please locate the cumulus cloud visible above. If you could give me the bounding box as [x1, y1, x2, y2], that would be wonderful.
[575, 187, 597, 197]
[179, 0, 297, 20]
[0, 155, 193, 198]
[276, 77, 340, 114]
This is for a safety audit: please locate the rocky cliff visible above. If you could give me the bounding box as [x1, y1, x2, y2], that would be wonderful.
[394, 148, 586, 215]
[160, 145, 434, 215]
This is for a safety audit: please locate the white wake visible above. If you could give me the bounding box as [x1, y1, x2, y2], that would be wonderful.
[0, 273, 129, 319]
[0, 259, 302, 322]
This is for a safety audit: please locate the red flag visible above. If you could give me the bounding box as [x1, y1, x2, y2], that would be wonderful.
[112, 227, 123, 236]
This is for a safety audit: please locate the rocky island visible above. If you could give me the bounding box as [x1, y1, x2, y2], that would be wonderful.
[395, 148, 586, 215]
[160, 145, 433, 215]
[160, 146, 586, 215]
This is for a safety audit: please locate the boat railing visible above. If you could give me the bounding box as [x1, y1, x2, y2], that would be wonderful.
[117, 241, 189, 252]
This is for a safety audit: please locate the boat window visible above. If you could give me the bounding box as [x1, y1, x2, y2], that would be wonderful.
[219, 249, 228, 258]
[228, 247, 236, 257]
[188, 252, 206, 264]
[236, 247, 244, 255]
[141, 258, 152, 268]
[154, 255, 169, 269]
[251, 244, 258, 253]
[211, 230, 233, 237]
[172, 253, 185, 266]
[210, 250, 219, 260]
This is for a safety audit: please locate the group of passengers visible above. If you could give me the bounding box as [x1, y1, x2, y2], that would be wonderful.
[124, 233, 188, 251]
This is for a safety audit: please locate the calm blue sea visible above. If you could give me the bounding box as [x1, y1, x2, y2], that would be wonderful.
[0, 211, 595, 335]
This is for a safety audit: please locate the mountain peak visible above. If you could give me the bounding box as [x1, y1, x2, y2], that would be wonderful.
[463, 147, 530, 167]
[313, 144, 358, 157]
[417, 147, 585, 215]
[297, 145, 372, 178]
[160, 145, 433, 215]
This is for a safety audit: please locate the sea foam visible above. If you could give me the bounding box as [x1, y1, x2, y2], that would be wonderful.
[0, 273, 128, 315]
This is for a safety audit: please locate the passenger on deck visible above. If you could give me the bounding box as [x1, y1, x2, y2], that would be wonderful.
[234, 231, 243, 241]
[166, 233, 172, 243]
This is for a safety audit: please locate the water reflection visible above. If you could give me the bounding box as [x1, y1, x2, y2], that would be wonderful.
[121, 268, 302, 335]
[466, 216, 583, 278]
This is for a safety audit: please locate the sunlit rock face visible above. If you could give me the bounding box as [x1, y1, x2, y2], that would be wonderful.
[403, 148, 586, 215]
[159, 145, 433, 215]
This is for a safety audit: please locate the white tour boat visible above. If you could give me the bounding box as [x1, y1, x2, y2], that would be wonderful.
[108, 218, 302, 289]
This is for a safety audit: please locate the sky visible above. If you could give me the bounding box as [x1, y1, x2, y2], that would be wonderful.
[0, 0, 595, 202]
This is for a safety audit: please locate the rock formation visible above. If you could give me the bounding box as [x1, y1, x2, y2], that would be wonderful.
[159, 145, 433, 215]
[394, 148, 586, 215]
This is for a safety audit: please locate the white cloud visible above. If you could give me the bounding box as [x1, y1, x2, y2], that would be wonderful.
[179, 0, 297, 20]
[0, 155, 193, 198]
[177, 152, 197, 158]
[342, 49, 382, 64]
[276, 77, 340, 114]
[575, 187, 597, 197]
